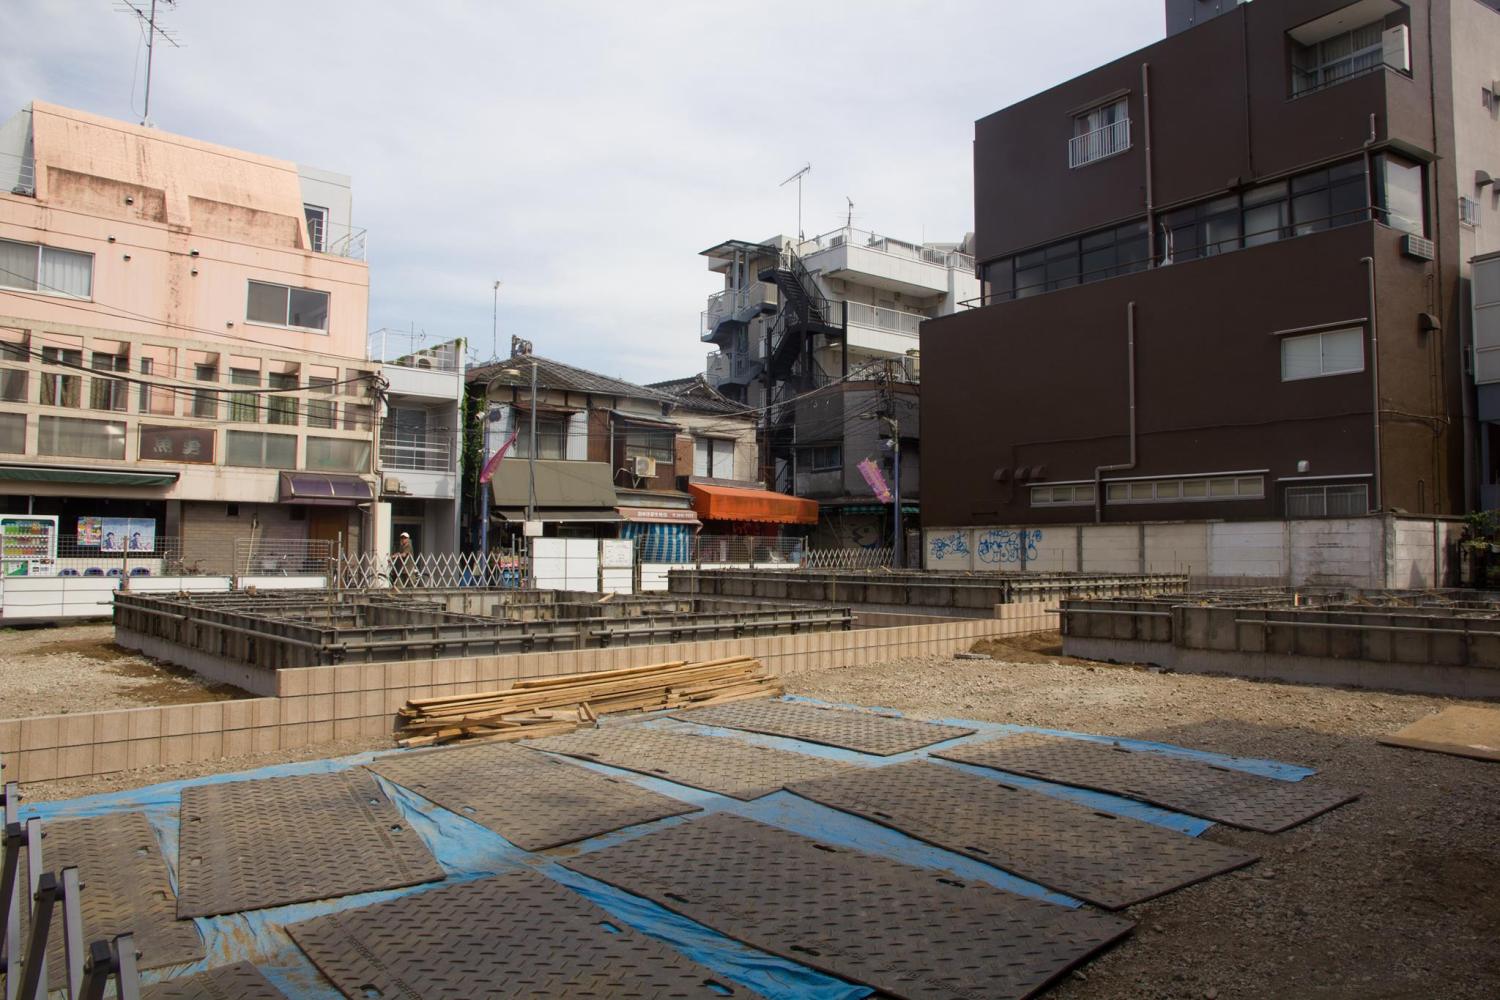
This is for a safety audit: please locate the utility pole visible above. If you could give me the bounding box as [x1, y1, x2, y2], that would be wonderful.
[491, 280, 501, 362]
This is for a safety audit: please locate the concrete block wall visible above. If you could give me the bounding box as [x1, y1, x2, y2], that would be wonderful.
[0, 605, 1060, 785]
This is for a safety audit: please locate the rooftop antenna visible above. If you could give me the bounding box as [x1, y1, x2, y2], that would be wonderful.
[846, 196, 854, 229]
[780, 163, 811, 240]
[116, 0, 182, 126]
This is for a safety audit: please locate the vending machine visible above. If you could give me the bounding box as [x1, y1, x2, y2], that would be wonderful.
[0, 514, 59, 577]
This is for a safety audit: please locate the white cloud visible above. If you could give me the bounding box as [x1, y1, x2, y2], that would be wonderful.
[2, 0, 1162, 381]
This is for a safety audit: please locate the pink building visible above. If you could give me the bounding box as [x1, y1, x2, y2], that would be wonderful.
[0, 101, 377, 573]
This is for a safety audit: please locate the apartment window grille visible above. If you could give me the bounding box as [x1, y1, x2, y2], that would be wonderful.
[0, 239, 92, 298]
[1103, 475, 1264, 504]
[1029, 483, 1097, 507]
[37, 416, 125, 461]
[622, 427, 673, 464]
[1485, 87, 1496, 112]
[304, 205, 327, 253]
[40, 347, 81, 408]
[1285, 483, 1369, 517]
[246, 279, 330, 332]
[306, 436, 371, 472]
[1281, 328, 1365, 381]
[1069, 98, 1130, 167]
[1374, 153, 1426, 236]
[1460, 196, 1481, 227]
[306, 376, 337, 428]
[1290, 20, 1385, 97]
[193, 364, 219, 420]
[225, 430, 296, 469]
[0, 341, 28, 403]
[229, 368, 259, 423]
[800, 445, 842, 471]
[89, 352, 128, 412]
[0, 412, 23, 454]
[267, 372, 299, 426]
[694, 436, 736, 479]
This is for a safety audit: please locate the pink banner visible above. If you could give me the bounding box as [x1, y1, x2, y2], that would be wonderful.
[857, 457, 892, 503]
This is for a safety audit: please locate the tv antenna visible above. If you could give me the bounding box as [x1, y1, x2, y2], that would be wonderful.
[779, 162, 811, 240]
[845, 196, 854, 229]
[115, 0, 182, 126]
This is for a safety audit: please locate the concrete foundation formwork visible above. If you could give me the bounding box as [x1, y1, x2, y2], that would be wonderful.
[1061, 590, 1500, 698]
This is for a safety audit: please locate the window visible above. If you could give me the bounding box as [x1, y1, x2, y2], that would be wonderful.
[229, 368, 259, 423]
[1374, 154, 1425, 236]
[245, 280, 330, 332]
[89, 352, 128, 412]
[304, 205, 327, 253]
[513, 413, 568, 460]
[267, 372, 298, 426]
[694, 436, 735, 479]
[306, 376, 336, 428]
[1281, 327, 1365, 381]
[0, 340, 28, 403]
[306, 436, 370, 472]
[0, 239, 92, 298]
[40, 347, 81, 408]
[1163, 196, 1241, 262]
[801, 445, 842, 471]
[1070, 97, 1130, 167]
[1485, 87, 1496, 112]
[1104, 474, 1263, 504]
[0, 412, 22, 454]
[990, 220, 1148, 300]
[138, 358, 154, 413]
[623, 427, 673, 463]
[1242, 181, 1290, 248]
[1290, 160, 1368, 235]
[1290, 20, 1385, 97]
[192, 364, 219, 419]
[1461, 196, 1481, 228]
[1030, 483, 1097, 507]
[1286, 483, 1369, 517]
[224, 430, 296, 469]
[37, 416, 125, 460]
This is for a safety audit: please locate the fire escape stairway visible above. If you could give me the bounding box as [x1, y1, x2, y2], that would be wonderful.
[758, 247, 838, 380]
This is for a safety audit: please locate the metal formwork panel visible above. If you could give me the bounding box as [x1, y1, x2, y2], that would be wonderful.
[787, 761, 1258, 909]
[670, 700, 975, 756]
[289, 871, 741, 998]
[141, 962, 288, 999]
[18, 811, 204, 972]
[367, 742, 699, 850]
[935, 734, 1357, 834]
[525, 726, 854, 799]
[176, 770, 444, 918]
[567, 812, 1133, 1000]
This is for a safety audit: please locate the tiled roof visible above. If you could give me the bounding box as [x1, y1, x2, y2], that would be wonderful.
[467, 354, 674, 404]
[647, 374, 753, 415]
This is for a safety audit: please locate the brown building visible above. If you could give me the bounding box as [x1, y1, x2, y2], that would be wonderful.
[921, 0, 1500, 530]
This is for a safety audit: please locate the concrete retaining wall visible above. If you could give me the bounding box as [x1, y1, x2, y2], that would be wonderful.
[0, 603, 1060, 785]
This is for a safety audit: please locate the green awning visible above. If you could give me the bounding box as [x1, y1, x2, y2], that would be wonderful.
[0, 464, 178, 487]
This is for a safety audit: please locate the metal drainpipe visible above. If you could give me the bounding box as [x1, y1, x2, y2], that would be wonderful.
[1141, 63, 1155, 263]
[1094, 301, 1139, 523]
[1361, 257, 1383, 511]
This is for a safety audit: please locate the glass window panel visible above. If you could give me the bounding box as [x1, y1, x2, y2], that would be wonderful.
[306, 436, 370, 472]
[0, 340, 28, 403]
[1182, 479, 1208, 498]
[89, 352, 127, 411]
[40, 347, 81, 408]
[1291, 169, 1328, 194]
[0, 240, 37, 291]
[246, 281, 288, 324]
[1237, 477, 1265, 497]
[225, 430, 295, 468]
[1081, 247, 1115, 282]
[1209, 478, 1236, 497]
[37, 416, 125, 460]
[1156, 481, 1181, 499]
[288, 287, 329, 331]
[1203, 206, 1241, 255]
[1377, 155, 1425, 236]
[1107, 483, 1129, 501]
[1031, 486, 1053, 505]
[38, 247, 92, 298]
[229, 368, 259, 423]
[267, 372, 298, 425]
[986, 258, 1014, 300]
[1282, 333, 1325, 380]
[306, 376, 336, 428]
[193, 364, 218, 419]
[1129, 482, 1154, 499]
[1076, 485, 1095, 502]
[1321, 328, 1365, 374]
[0, 412, 22, 453]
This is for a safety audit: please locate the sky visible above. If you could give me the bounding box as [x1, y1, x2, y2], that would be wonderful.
[1, 0, 1163, 384]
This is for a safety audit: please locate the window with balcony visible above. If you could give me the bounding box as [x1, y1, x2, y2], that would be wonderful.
[1290, 20, 1386, 96]
[38, 416, 125, 461]
[382, 407, 451, 472]
[0, 239, 92, 298]
[1069, 97, 1129, 167]
[1281, 327, 1365, 381]
[246, 280, 330, 332]
[225, 430, 295, 469]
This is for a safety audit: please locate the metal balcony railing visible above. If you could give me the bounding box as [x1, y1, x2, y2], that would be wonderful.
[702, 281, 775, 338]
[2, 150, 35, 196]
[795, 226, 974, 271]
[842, 301, 926, 337]
[369, 329, 462, 372]
[306, 217, 368, 260]
[1068, 117, 1131, 168]
[380, 432, 454, 472]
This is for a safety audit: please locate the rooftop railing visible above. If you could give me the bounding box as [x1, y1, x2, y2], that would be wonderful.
[307, 217, 368, 260]
[794, 226, 974, 271]
[368, 330, 463, 372]
[0, 150, 35, 197]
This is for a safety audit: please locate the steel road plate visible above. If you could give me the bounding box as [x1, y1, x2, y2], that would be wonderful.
[142, 962, 288, 999]
[176, 770, 444, 918]
[788, 760, 1258, 909]
[525, 726, 854, 800]
[566, 812, 1133, 1000]
[289, 870, 742, 998]
[368, 742, 699, 850]
[934, 733, 1357, 833]
[670, 700, 975, 755]
[17, 811, 203, 973]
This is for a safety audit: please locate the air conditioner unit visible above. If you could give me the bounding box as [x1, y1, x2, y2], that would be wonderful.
[633, 455, 657, 478]
[383, 476, 407, 494]
[1382, 25, 1410, 74]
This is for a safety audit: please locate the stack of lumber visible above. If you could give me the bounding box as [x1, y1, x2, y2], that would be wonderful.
[395, 656, 780, 748]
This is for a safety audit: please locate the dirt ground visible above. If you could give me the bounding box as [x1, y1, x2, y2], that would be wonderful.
[0, 622, 249, 719]
[788, 633, 1500, 1000]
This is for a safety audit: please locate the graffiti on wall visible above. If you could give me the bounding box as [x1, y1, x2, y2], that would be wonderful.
[976, 528, 1043, 566]
[927, 532, 971, 562]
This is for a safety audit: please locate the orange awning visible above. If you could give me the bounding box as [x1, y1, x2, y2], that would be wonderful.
[689, 483, 818, 525]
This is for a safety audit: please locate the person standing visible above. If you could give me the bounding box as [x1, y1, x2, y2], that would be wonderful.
[393, 531, 416, 588]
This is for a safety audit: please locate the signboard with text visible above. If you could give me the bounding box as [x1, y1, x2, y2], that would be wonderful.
[139, 425, 215, 464]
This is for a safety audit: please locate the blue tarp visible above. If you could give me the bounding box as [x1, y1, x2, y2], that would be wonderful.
[17, 700, 1321, 999]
